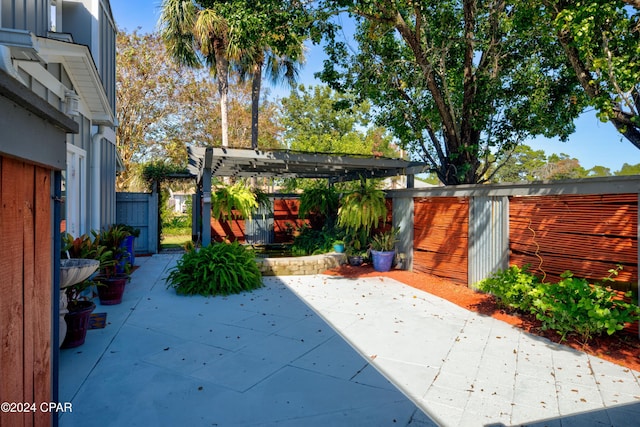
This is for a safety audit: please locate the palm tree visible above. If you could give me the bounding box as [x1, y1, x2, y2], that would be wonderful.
[235, 47, 304, 149]
[159, 0, 235, 148]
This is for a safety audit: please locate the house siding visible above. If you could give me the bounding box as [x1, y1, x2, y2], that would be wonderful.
[1, 0, 50, 36]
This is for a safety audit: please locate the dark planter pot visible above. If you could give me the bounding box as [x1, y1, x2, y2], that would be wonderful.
[348, 255, 364, 266]
[62, 301, 96, 349]
[371, 250, 395, 272]
[96, 275, 127, 305]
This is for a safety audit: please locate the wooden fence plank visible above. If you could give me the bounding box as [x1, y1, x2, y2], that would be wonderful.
[22, 163, 35, 427]
[509, 194, 638, 284]
[0, 157, 26, 427]
[33, 166, 52, 426]
[413, 197, 469, 284]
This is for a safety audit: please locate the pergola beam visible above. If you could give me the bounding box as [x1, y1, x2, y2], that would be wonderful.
[187, 146, 428, 246]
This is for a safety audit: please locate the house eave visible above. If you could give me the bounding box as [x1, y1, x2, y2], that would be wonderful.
[36, 37, 114, 126]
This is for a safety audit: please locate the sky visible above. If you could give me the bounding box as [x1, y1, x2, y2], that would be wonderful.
[109, 0, 639, 172]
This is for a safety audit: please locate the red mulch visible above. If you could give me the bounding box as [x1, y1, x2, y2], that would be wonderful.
[324, 264, 640, 372]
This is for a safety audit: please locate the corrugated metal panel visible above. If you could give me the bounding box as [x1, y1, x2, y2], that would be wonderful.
[392, 196, 414, 270]
[246, 203, 274, 244]
[468, 196, 509, 285]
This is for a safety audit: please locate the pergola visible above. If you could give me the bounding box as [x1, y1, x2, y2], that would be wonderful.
[187, 146, 428, 246]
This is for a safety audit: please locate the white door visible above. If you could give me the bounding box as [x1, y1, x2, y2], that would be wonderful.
[64, 145, 86, 237]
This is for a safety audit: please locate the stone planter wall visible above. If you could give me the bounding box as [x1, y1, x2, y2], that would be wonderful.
[257, 253, 346, 276]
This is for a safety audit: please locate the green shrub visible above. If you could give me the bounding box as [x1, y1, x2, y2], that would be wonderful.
[529, 271, 639, 341]
[476, 265, 640, 342]
[165, 241, 262, 296]
[291, 226, 339, 256]
[475, 265, 539, 311]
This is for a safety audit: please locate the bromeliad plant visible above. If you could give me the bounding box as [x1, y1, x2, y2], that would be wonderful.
[370, 227, 400, 252]
[165, 241, 263, 296]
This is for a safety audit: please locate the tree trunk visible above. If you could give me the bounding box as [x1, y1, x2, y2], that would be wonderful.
[214, 46, 230, 148]
[251, 60, 263, 150]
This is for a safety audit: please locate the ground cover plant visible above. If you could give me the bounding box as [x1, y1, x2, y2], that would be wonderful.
[475, 265, 639, 342]
[165, 241, 262, 296]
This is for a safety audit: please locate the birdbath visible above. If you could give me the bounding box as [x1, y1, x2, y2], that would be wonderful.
[59, 259, 99, 347]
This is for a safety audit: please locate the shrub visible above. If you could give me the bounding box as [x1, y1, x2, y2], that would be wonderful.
[165, 242, 262, 296]
[529, 271, 639, 342]
[476, 265, 640, 342]
[475, 265, 539, 311]
[291, 226, 339, 256]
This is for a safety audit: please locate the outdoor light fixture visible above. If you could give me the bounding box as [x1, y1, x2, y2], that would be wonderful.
[65, 90, 80, 116]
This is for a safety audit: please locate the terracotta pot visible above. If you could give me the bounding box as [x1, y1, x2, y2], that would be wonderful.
[96, 275, 127, 305]
[62, 301, 96, 349]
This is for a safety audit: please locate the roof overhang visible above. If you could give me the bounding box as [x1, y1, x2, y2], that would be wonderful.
[188, 146, 428, 184]
[36, 37, 114, 126]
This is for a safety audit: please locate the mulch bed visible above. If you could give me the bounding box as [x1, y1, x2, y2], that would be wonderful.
[324, 264, 640, 372]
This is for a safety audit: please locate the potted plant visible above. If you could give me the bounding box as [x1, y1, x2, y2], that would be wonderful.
[338, 179, 387, 265]
[333, 239, 345, 253]
[60, 232, 103, 348]
[115, 223, 140, 268]
[370, 227, 400, 272]
[60, 278, 97, 348]
[94, 225, 132, 305]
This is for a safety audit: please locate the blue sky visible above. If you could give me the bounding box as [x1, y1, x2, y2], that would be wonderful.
[110, 0, 639, 172]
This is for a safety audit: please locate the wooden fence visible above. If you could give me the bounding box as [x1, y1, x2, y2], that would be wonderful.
[390, 177, 639, 291]
[0, 156, 52, 427]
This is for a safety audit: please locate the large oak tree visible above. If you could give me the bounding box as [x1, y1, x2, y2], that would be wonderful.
[317, 1, 586, 184]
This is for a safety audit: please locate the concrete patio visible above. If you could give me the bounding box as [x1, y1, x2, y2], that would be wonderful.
[59, 254, 640, 426]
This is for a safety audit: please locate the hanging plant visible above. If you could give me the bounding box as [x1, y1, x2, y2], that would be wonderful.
[211, 182, 259, 223]
[338, 179, 387, 236]
[299, 184, 339, 228]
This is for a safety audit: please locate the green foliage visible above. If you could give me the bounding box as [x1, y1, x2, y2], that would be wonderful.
[552, 1, 640, 148]
[114, 223, 141, 238]
[476, 265, 640, 342]
[211, 182, 259, 222]
[615, 163, 640, 176]
[475, 265, 539, 311]
[337, 179, 387, 250]
[96, 225, 133, 277]
[370, 227, 400, 252]
[279, 85, 398, 157]
[298, 184, 339, 228]
[62, 231, 106, 262]
[530, 270, 639, 341]
[318, 1, 585, 184]
[165, 241, 263, 296]
[291, 225, 340, 256]
[141, 161, 189, 191]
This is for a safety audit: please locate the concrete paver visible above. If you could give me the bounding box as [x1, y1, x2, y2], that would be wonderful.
[59, 254, 640, 426]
